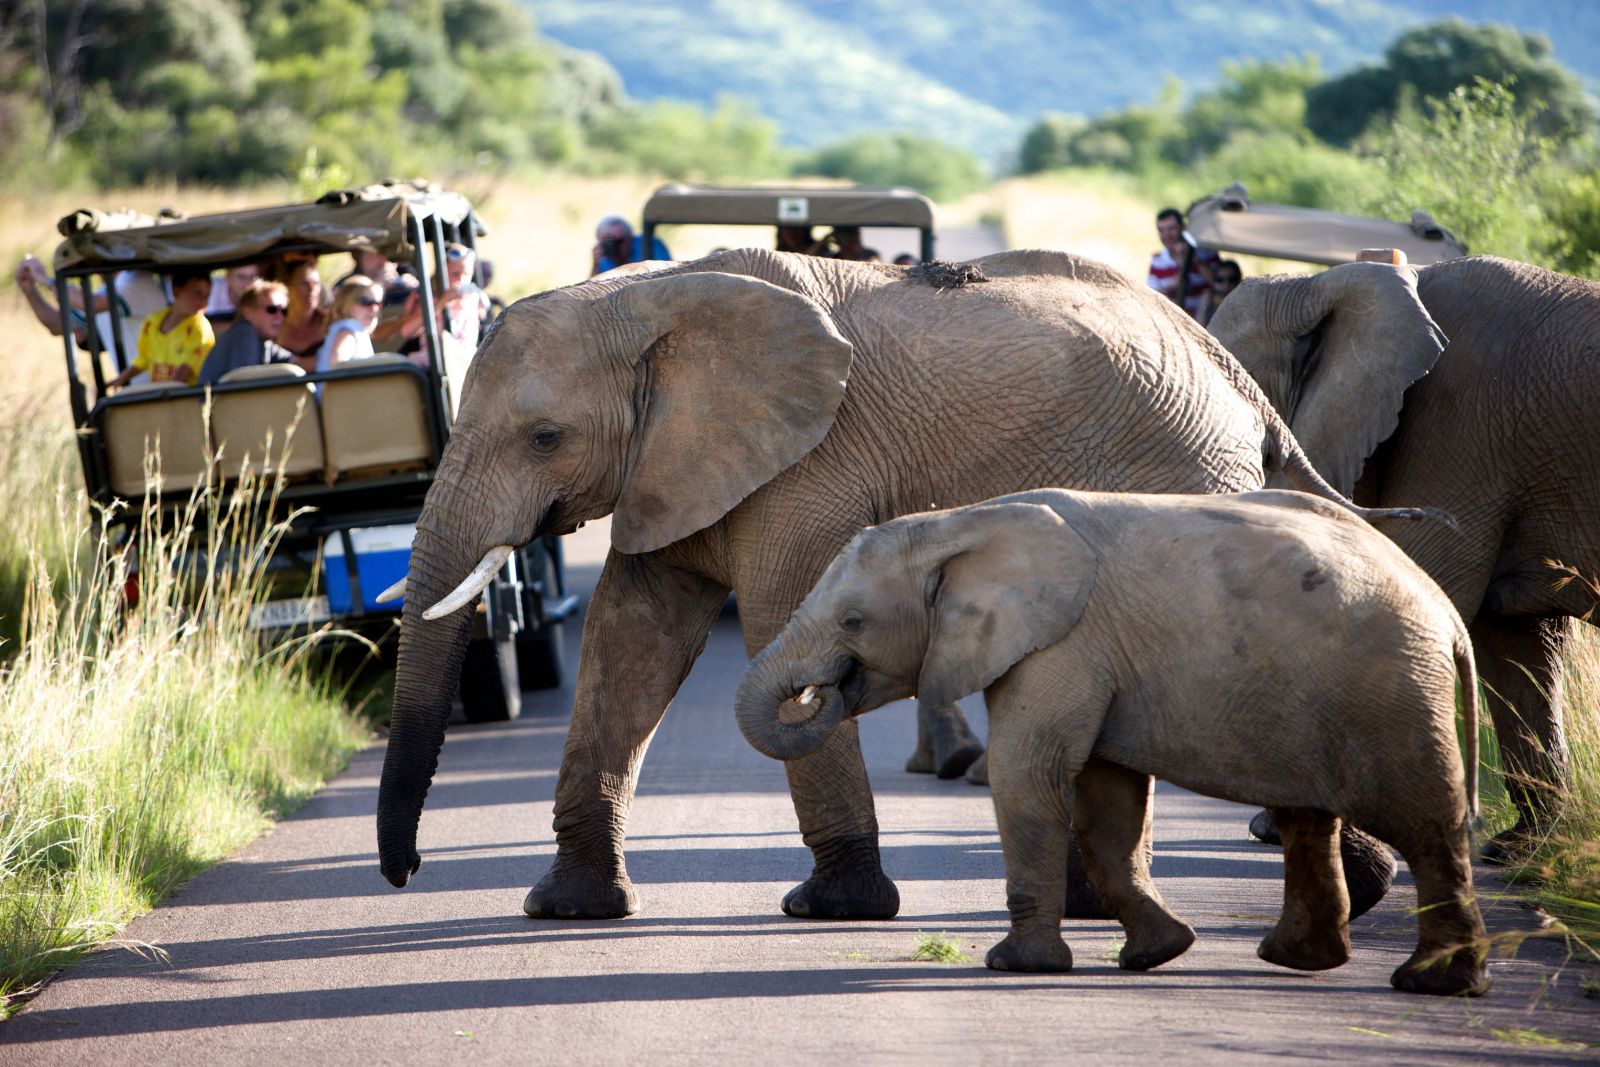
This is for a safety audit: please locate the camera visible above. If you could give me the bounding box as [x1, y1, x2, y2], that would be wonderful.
[600, 237, 627, 260]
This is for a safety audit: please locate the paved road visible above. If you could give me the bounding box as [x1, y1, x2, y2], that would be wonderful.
[7, 538, 1600, 1057]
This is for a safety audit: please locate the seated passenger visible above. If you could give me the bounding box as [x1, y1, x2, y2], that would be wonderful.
[776, 225, 820, 255]
[197, 279, 293, 385]
[892, 253, 918, 266]
[827, 226, 881, 263]
[205, 263, 263, 332]
[278, 261, 331, 370]
[441, 242, 492, 353]
[590, 216, 669, 276]
[1200, 259, 1242, 327]
[105, 269, 216, 390]
[316, 276, 384, 371]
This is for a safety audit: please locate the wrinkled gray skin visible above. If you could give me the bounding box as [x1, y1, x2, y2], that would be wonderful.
[1210, 256, 1600, 859]
[377, 249, 1393, 922]
[737, 489, 1489, 997]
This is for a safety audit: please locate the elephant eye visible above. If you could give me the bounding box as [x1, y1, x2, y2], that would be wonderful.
[840, 613, 863, 634]
[529, 427, 562, 453]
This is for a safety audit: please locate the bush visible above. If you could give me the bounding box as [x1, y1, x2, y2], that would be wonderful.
[798, 131, 987, 202]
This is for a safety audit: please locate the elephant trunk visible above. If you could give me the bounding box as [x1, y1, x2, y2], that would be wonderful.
[376, 478, 493, 888]
[735, 629, 848, 762]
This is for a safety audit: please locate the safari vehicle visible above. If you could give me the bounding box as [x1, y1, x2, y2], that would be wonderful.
[640, 182, 938, 262]
[50, 181, 575, 721]
[1185, 182, 1469, 266]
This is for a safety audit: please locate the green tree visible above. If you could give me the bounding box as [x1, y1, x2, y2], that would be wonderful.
[797, 131, 987, 202]
[1307, 19, 1595, 147]
[1017, 112, 1086, 174]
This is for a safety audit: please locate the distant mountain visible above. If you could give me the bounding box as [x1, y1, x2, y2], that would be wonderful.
[524, 0, 1600, 162]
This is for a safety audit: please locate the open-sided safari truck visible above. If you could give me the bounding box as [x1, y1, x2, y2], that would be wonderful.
[52, 181, 574, 721]
[1185, 182, 1469, 266]
[641, 183, 938, 262]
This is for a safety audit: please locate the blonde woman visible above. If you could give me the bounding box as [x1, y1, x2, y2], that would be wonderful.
[316, 276, 385, 371]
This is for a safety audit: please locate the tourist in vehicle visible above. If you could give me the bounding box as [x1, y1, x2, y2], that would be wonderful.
[104, 269, 215, 390]
[590, 216, 669, 276]
[278, 261, 331, 369]
[1148, 207, 1219, 321]
[893, 252, 918, 266]
[197, 279, 293, 385]
[826, 225, 881, 262]
[315, 276, 384, 370]
[1199, 259, 1242, 326]
[14, 254, 167, 361]
[775, 225, 821, 255]
[205, 263, 262, 331]
[440, 242, 492, 354]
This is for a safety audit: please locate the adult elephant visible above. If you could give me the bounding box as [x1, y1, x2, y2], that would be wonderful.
[1209, 255, 1600, 858]
[376, 248, 1406, 921]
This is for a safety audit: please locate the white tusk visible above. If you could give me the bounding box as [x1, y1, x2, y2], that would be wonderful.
[422, 545, 514, 621]
[797, 685, 818, 706]
[374, 577, 407, 604]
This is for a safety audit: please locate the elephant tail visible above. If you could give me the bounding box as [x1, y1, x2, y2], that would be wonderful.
[1453, 620, 1481, 822]
[1263, 418, 1459, 530]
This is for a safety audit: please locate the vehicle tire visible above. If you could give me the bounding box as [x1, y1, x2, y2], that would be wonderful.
[517, 619, 564, 691]
[460, 633, 521, 722]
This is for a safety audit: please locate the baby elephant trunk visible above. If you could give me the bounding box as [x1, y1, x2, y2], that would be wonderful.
[735, 642, 847, 761]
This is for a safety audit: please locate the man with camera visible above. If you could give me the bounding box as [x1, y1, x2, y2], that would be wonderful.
[591, 216, 671, 276]
[1147, 207, 1219, 321]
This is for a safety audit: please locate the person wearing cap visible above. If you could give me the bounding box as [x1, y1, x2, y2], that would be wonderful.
[591, 216, 669, 276]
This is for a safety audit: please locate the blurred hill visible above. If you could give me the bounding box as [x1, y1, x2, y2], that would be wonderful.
[525, 0, 1600, 160]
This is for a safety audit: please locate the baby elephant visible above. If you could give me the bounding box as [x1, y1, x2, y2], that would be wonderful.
[736, 488, 1489, 997]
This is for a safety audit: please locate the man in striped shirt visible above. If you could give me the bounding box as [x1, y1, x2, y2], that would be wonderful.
[1147, 207, 1218, 321]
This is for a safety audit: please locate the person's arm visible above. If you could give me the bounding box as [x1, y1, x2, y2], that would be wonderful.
[590, 243, 605, 277]
[327, 328, 359, 366]
[15, 264, 69, 337]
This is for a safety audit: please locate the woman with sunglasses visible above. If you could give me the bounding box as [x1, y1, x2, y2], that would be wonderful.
[316, 276, 387, 371]
[196, 279, 295, 385]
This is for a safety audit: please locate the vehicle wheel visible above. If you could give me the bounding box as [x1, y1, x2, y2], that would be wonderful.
[460, 633, 521, 722]
[517, 619, 564, 691]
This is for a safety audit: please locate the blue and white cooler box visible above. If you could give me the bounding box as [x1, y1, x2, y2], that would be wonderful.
[324, 524, 416, 614]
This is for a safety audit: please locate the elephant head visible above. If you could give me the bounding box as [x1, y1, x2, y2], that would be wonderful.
[736, 498, 1097, 762]
[1207, 261, 1448, 496]
[377, 269, 855, 887]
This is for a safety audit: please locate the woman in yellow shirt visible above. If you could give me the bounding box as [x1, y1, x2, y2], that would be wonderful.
[107, 270, 216, 390]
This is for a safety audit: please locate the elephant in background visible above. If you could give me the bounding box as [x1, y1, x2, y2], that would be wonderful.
[1210, 255, 1600, 857]
[735, 488, 1489, 997]
[376, 248, 1410, 923]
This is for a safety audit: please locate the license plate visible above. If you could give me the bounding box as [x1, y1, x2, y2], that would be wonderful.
[249, 595, 332, 631]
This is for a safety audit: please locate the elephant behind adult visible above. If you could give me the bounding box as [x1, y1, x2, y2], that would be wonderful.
[376, 247, 1396, 921]
[1209, 255, 1600, 856]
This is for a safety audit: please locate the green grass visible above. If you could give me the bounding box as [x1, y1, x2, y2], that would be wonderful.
[908, 932, 971, 964]
[0, 400, 370, 1016]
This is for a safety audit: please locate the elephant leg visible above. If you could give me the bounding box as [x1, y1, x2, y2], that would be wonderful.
[964, 750, 989, 786]
[1472, 614, 1571, 862]
[524, 551, 728, 919]
[1063, 775, 1150, 921]
[1383, 822, 1491, 997]
[1257, 807, 1351, 972]
[1245, 813, 1397, 921]
[985, 747, 1075, 971]
[1073, 759, 1194, 971]
[905, 701, 985, 779]
[779, 720, 900, 919]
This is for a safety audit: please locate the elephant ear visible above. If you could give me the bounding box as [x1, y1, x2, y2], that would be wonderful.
[916, 502, 1098, 709]
[1209, 262, 1447, 496]
[606, 272, 854, 554]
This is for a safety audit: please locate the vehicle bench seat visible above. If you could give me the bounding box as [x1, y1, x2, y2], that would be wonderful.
[319, 355, 436, 482]
[99, 381, 211, 498]
[211, 364, 324, 482]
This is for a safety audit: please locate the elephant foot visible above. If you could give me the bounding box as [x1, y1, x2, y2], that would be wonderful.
[964, 751, 989, 786]
[1391, 944, 1490, 997]
[1342, 825, 1398, 920]
[1257, 918, 1351, 972]
[1480, 821, 1537, 866]
[1248, 809, 1282, 846]
[986, 930, 1073, 973]
[906, 704, 985, 779]
[523, 859, 638, 920]
[1119, 915, 1196, 971]
[783, 838, 900, 920]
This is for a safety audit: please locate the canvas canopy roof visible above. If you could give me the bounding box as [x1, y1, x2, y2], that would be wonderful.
[1185, 183, 1468, 267]
[53, 180, 480, 273]
[642, 183, 937, 229]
